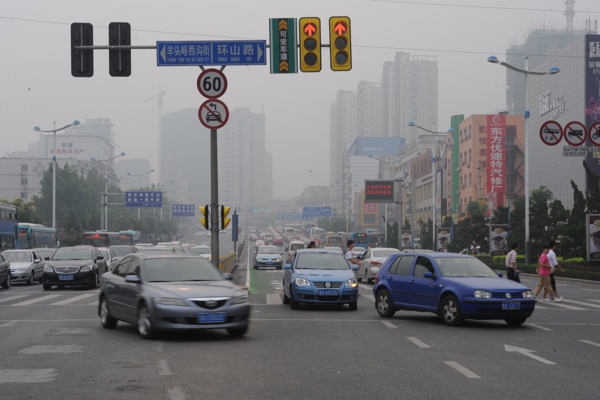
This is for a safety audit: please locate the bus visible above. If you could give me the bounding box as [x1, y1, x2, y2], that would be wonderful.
[118, 230, 141, 245]
[17, 223, 57, 249]
[351, 232, 370, 247]
[0, 203, 18, 251]
[82, 231, 120, 247]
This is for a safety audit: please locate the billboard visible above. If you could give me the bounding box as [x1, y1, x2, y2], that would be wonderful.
[361, 201, 378, 226]
[365, 180, 394, 203]
[487, 115, 506, 207]
[348, 137, 405, 156]
[437, 227, 451, 251]
[586, 214, 600, 261]
[400, 230, 413, 249]
[585, 35, 600, 182]
[44, 135, 115, 162]
[489, 224, 509, 257]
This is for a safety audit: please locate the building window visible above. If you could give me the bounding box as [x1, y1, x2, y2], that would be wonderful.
[21, 178, 28, 185]
[21, 192, 28, 200]
[21, 164, 28, 172]
[469, 173, 472, 187]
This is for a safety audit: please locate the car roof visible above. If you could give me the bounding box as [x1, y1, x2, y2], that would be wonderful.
[295, 249, 343, 254]
[398, 252, 475, 258]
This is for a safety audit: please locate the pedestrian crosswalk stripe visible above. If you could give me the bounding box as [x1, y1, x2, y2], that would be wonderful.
[562, 299, 600, 309]
[13, 295, 62, 306]
[50, 293, 97, 306]
[543, 302, 586, 310]
[266, 294, 281, 305]
[0, 295, 30, 303]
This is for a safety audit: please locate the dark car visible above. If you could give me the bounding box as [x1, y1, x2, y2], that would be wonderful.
[43, 246, 108, 290]
[98, 254, 250, 339]
[0, 253, 10, 289]
[373, 252, 536, 326]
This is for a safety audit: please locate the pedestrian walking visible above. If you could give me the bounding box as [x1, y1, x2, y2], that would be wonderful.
[307, 241, 317, 249]
[344, 240, 363, 267]
[542, 240, 566, 301]
[533, 245, 561, 302]
[505, 243, 520, 283]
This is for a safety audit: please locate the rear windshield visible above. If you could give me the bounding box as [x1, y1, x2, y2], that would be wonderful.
[327, 236, 342, 244]
[290, 244, 305, 251]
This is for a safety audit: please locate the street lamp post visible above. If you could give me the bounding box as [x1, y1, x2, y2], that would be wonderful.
[408, 122, 454, 251]
[92, 152, 126, 230]
[33, 120, 80, 231]
[128, 169, 154, 220]
[487, 55, 559, 263]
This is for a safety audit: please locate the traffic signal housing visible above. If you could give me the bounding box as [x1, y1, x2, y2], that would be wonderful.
[199, 205, 210, 230]
[71, 23, 94, 77]
[299, 17, 321, 72]
[221, 206, 232, 230]
[108, 22, 131, 77]
[329, 17, 352, 71]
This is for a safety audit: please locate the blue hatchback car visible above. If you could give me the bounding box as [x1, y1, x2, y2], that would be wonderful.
[282, 249, 360, 310]
[373, 252, 536, 326]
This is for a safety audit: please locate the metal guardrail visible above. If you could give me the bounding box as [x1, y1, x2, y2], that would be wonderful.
[218, 231, 246, 274]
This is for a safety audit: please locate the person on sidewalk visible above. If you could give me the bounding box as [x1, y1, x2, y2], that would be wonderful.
[505, 243, 521, 283]
[542, 240, 566, 301]
[533, 245, 562, 302]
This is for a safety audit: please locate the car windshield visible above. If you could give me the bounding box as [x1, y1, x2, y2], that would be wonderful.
[434, 257, 499, 278]
[190, 247, 211, 255]
[296, 252, 350, 270]
[111, 247, 134, 256]
[35, 250, 55, 258]
[327, 237, 342, 243]
[52, 249, 93, 260]
[257, 246, 280, 255]
[144, 257, 223, 282]
[3, 251, 33, 262]
[373, 249, 400, 258]
[290, 244, 304, 251]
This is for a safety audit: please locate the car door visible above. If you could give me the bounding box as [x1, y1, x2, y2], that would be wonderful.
[105, 256, 132, 319]
[386, 255, 414, 306]
[405, 256, 442, 311]
[120, 256, 142, 322]
[31, 251, 44, 280]
[361, 249, 371, 277]
[283, 252, 297, 297]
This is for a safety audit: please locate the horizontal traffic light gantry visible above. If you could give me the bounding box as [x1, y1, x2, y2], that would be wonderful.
[329, 17, 352, 71]
[299, 17, 321, 72]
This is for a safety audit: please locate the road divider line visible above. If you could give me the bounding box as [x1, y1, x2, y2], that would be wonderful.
[156, 359, 172, 376]
[588, 299, 600, 302]
[381, 321, 396, 328]
[443, 361, 481, 378]
[50, 293, 97, 306]
[167, 387, 187, 400]
[0, 295, 29, 303]
[266, 294, 281, 305]
[406, 337, 431, 348]
[13, 294, 63, 306]
[580, 340, 600, 348]
[562, 299, 600, 309]
[88, 301, 98, 306]
[0, 321, 17, 327]
[525, 323, 554, 331]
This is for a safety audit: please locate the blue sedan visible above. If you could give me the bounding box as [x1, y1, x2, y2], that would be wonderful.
[373, 252, 536, 326]
[282, 249, 360, 310]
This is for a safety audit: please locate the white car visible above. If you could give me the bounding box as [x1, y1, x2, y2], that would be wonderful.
[358, 247, 401, 284]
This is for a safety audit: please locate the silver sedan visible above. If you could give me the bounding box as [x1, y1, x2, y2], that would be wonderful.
[358, 248, 401, 284]
[2, 250, 44, 285]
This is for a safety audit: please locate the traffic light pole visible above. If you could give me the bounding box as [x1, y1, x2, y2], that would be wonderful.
[210, 129, 220, 269]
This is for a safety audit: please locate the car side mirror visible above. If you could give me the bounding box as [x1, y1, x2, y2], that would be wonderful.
[96, 256, 104, 260]
[284, 264, 292, 269]
[34, 259, 41, 263]
[497, 272, 503, 278]
[423, 272, 435, 279]
[125, 275, 141, 284]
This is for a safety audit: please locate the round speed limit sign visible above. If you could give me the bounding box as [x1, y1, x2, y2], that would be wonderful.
[197, 69, 228, 99]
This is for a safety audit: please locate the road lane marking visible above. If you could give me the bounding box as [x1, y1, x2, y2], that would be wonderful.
[407, 337, 431, 348]
[580, 340, 600, 348]
[168, 387, 187, 400]
[543, 302, 586, 310]
[13, 294, 62, 306]
[562, 299, 600, 309]
[534, 305, 549, 309]
[589, 299, 600, 302]
[0, 321, 17, 327]
[50, 293, 97, 305]
[0, 369, 58, 383]
[157, 359, 173, 376]
[504, 345, 556, 365]
[0, 295, 29, 303]
[525, 323, 554, 331]
[381, 321, 396, 328]
[266, 294, 281, 305]
[443, 361, 481, 378]
[18, 345, 84, 354]
[361, 294, 375, 302]
[88, 301, 99, 306]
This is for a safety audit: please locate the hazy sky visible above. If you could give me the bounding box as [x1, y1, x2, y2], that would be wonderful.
[2, 0, 599, 200]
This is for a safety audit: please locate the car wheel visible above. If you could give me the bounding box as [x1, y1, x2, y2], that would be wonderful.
[100, 297, 118, 329]
[348, 301, 358, 311]
[505, 317, 527, 326]
[137, 304, 157, 339]
[376, 289, 395, 318]
[227, 326, 248, 337]
[282, 282, 290, 304]
[289, 286, 300, 310]
[89, 273, 99, 289]
[26, 273, 34, 286]
[1, 274, 10, 289]
[43, 283, 51, 290]
[440, 295, 463, 326]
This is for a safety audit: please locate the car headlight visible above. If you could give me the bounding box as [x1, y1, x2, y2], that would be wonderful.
[474, 290, 492, 299]
[275, 258, 281, 262]
[522, 290, 534, 299]
[231, 294, 249, 305]
[346, 278, 358, 288]
[44, 266, 54, 273]
[153, 297, 188, 306]
[80, 265, 93, 272]
[295, 277, 311, 287]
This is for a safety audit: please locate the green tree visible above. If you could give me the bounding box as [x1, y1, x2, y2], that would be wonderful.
[418, 218, 432, 250]
[583, 160, 600, 213]
[562, 180, 587, 259]
[528, 187, 554, 258]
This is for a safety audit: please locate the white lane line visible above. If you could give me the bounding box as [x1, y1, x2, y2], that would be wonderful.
[543, 302, 586, 310]
[0, 369, 58, 383]
[88, 301, 98, 306]
[156, 359, 173, 376]
[563, 299, 600, 309]
[266, 294, 281, 305]
[18, 345, 84, 354]
[534, 305, 549, 309]
[525, 323, 554, 331]
[13, 294, 63, 306]
[580, 340, 600, 348]
[443, 361, 481, 378]
[504, 345, 556, 365]
[50, 293, 97, 306]
[381, 321, 397, 328]
[589, 299, 600, 303]
[168, 387, 187, 400]
[407, 337, 431, 348]
[361, 294, 375, 302]
[153, 344, 164, 352]
[0, 295, 29, 303]
[0, 321, 17, 328]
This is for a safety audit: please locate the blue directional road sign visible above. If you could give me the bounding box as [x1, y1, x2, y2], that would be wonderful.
[157, 41, 267, 66]
[125, 191, 162, 208]
[173, 204, 195, 217]
[302, 207, 332, 218]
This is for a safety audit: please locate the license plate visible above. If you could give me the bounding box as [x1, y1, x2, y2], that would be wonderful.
[502, 302, 521, 310]
[197, 313, 226, 324]
[318, 289, 338, 296]
[266, 262, 274, 265]
[59, 275, 73, 280]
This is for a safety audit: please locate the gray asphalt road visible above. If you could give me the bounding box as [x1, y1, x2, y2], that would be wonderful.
[1, 252, 599, 399]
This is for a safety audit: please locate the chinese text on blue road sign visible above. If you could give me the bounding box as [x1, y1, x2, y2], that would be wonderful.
[302, 207, 333, 218]
[173, 204, 196, 217]
[125, 191, 162, 208]
[157, 41, 267, 66]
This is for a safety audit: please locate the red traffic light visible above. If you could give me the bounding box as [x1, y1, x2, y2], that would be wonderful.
[333, 21, 347, 35]
[304, 22, 317, 37]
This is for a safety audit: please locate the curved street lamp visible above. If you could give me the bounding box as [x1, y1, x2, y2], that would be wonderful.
[91, 152, 126, 230]
[487, 55, 559, 263]
[33, 120, 80, 230]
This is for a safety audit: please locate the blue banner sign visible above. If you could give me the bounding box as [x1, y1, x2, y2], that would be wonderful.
[157, 41, 267, 66]
[125, 191, 162, 208]
[173, 204, 195, 217]
[302, 207, 333, 218]
[277, 212, 310, 220]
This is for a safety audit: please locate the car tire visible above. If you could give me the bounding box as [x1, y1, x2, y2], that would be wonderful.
[348, 301, 358, 311]
[376, 289, 395, 318]
[100, 297, 118, 329]
[1, 274, 10, 289]
[26, 273, 34, 286]
[440, 295, 463, 326]
[227, 326, 248, 337]
[43, 283, 51, 290]
[289, 286, 300, 310]
[505, 317, 527, 326]
[282, 283, 290, 304]
[137, 304, 157, 339]
[89, 273, 99, 289]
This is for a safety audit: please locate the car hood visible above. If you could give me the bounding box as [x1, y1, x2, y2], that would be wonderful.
[48, 260, 94, 267]
[142, 280, 243, 298]
[296, 269, 354, 282]
[10, 262, 34, 269]
[443, 277, 530, 291]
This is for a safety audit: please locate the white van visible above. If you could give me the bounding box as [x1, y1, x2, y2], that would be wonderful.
[284, 240, 305, 264]
[263, 232, 274, 244]
[323, 235, 344, 250]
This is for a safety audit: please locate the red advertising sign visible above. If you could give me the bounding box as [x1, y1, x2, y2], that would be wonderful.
[539, 121, 563, 146]
[486, 115, 506, 205]
[364, 180, 394, 203]
[564, 121, 587, 146]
